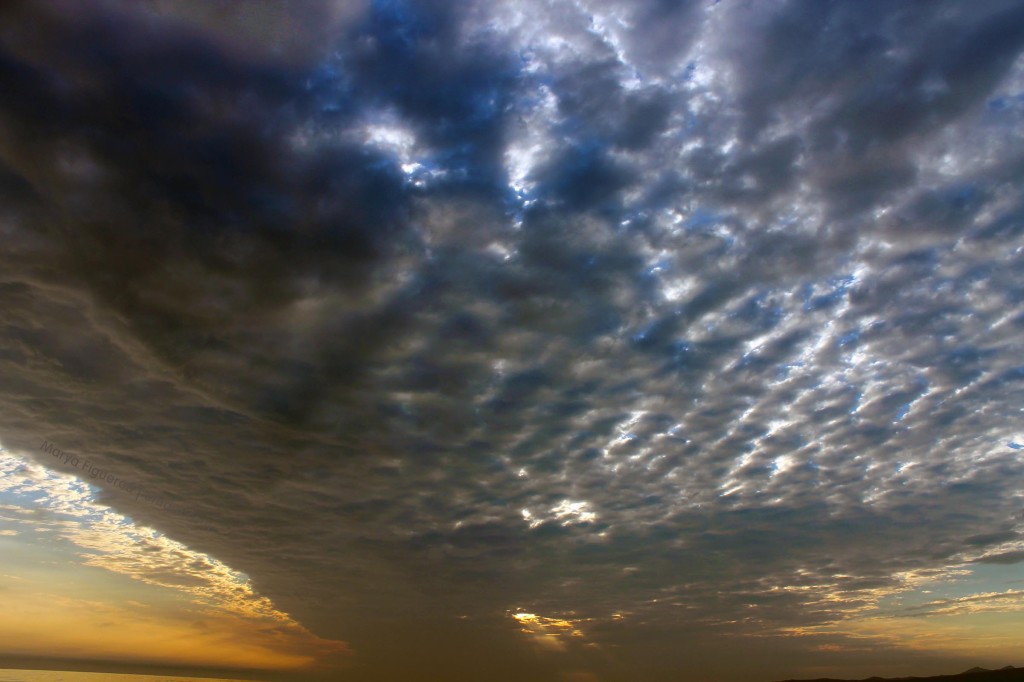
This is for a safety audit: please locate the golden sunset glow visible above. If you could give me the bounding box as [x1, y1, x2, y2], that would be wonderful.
[0, 448, 349, 675]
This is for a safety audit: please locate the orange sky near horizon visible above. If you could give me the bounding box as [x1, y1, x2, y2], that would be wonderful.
[0, 448, 350, 679]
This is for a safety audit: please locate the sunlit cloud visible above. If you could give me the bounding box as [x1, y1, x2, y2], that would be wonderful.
[0, 446, 349, 673]
[511, 610, 588, 650]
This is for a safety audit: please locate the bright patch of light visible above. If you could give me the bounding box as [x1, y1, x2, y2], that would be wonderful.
[509, 609, 587, 648]
[661, 276, 698, 302]
[364, 123, 416, 160]
[551, 499, 597, 524]
[771, 454, 795, 478]
[504, 85, 559, 197]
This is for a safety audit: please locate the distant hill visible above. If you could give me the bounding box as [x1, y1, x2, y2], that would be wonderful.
[775, 665, 1024, 682]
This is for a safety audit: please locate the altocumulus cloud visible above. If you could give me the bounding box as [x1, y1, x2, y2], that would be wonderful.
[1, 1, 1024, 680]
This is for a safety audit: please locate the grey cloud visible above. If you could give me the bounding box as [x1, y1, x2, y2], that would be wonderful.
[973, 551, 1024, 565]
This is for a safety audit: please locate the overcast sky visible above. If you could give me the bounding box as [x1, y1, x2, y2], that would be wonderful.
[1, 1, 1024, 681]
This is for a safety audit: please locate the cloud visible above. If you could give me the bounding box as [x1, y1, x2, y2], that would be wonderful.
[892, 590, 1024, 618]
[973, 551, 1024, 566]
[0, 450, 349, 674]
[1, 1, 1024, 679]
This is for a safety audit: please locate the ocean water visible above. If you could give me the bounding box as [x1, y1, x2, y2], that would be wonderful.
[0, 671, 257, 682]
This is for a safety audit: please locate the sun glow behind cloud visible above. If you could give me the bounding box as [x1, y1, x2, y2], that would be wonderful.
[511, 611, 589, 651]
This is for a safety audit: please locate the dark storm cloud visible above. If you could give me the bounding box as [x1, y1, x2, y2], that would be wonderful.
[2, 1, 1024, 680]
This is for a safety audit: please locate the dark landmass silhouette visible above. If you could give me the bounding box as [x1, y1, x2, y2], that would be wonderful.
[776, 665, 1024, 682]
[0, 653, 274, 680]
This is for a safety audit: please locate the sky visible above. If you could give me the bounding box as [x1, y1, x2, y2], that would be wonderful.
[1, 1, 1024, 681]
